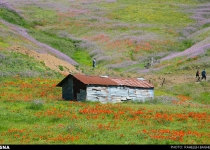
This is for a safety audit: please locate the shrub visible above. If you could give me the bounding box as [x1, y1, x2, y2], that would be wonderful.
[59, 65, 64, 71]
[27, 100, 44, 110]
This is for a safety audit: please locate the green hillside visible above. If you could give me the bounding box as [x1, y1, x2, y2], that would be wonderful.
[0, 0, 210, 100]
[1, 0, 210, 74]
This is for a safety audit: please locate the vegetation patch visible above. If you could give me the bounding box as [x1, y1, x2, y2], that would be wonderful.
[0, 50, 60, 78]
[0, 7, 29, 28]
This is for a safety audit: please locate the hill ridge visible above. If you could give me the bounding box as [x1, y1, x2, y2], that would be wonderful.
[0, 19, 78, 66]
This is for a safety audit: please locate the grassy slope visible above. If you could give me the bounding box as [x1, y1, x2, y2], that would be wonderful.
[21, 0, 210, 75]
[0, 0, 209, 101]
[2, 1, 196, 63]
[0, 0, 209, 102]
[1, 0, 208, 69]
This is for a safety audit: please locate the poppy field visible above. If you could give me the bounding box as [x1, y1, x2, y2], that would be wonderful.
[0, 76, 209, 144]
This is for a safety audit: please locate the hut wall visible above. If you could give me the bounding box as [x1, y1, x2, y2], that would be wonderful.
[128, 88, 154, 102]
[77, 89, 86, 101]
[109, 86, 129, 103]
[86, 86, 154, 103]
[86, 85, 109, 103]
[62, 76, 74, 100]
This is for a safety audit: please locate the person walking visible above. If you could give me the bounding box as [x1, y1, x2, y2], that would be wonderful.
[201, 69, 207, 81]
[196, 69, 200, 82]
[92, 58, 96, 68]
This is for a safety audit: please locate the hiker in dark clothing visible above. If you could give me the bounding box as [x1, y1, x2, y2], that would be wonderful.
[201, 69, 207, 81]
[196, 69, 200, 82]
[93, 58, 96, 68]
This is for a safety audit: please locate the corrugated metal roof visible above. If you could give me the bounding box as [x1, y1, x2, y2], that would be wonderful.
[73, 74, 117, 85]
[56, 74, 154, 88]
[110, 77, 154, 88]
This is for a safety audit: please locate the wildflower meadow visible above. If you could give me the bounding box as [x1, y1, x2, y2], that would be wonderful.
[0, 76, 210, 144]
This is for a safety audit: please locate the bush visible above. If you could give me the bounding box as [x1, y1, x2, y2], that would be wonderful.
[27, 100, 44, 110]
[59, 65, 64, 71]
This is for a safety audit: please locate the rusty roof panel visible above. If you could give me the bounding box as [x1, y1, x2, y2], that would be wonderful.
[73, 74, 154, 88]
[73, 74, 117, 85]
[110, 78, 154, 88]
[57, 74, 154, 88]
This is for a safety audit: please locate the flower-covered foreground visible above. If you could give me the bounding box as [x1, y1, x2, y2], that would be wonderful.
[0, 76, 210, 144]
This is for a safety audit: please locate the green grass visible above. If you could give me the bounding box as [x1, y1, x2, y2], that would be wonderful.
[0, 0, 206, 73]
[104, 2, 194, 27]
[0, 37, 10, 48]
[28, 30, 77, 57]
[198, 92, 210, 104]
[0, 75, 209, 144]
[0, 6, 91, 67]
[156, 81, 210, 105]
[28, 29, 94, 66]
[21, 5, 58, 28]
[0, 50, 61, 78]
[191, 29, 210, 43]
[0, 8, 29, 28]
[112, 63, 145, 72]
[2, 0, 197, 71]
[0, 83, 209, 144]
[177, 39, 195, 51]
[73, 50, 92, 66]
[0, 22, 18, 49]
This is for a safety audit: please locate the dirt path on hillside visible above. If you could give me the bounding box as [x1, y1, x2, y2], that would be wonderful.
[141, 73, 204, 87]
[0, 19, 78, 66]
[9, 45, 79, 75]
[8, 45, 209, 85]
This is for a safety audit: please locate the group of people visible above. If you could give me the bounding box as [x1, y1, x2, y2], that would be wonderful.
[196, 69, 207, 82]
[93, 58, 207, 82]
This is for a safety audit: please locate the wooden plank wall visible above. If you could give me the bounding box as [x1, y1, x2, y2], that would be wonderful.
[129, 88, 154, 102]
[86, 85, 108, 103]
[77, 89, 86, 101]
[62, 77, 74, 100]
[86, 85, 154, 103]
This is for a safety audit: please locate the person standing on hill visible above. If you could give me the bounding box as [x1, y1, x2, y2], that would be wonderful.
[201, 69, 207, 81]
[93, 58, 96, 68]
[196, 69, 200, 82]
